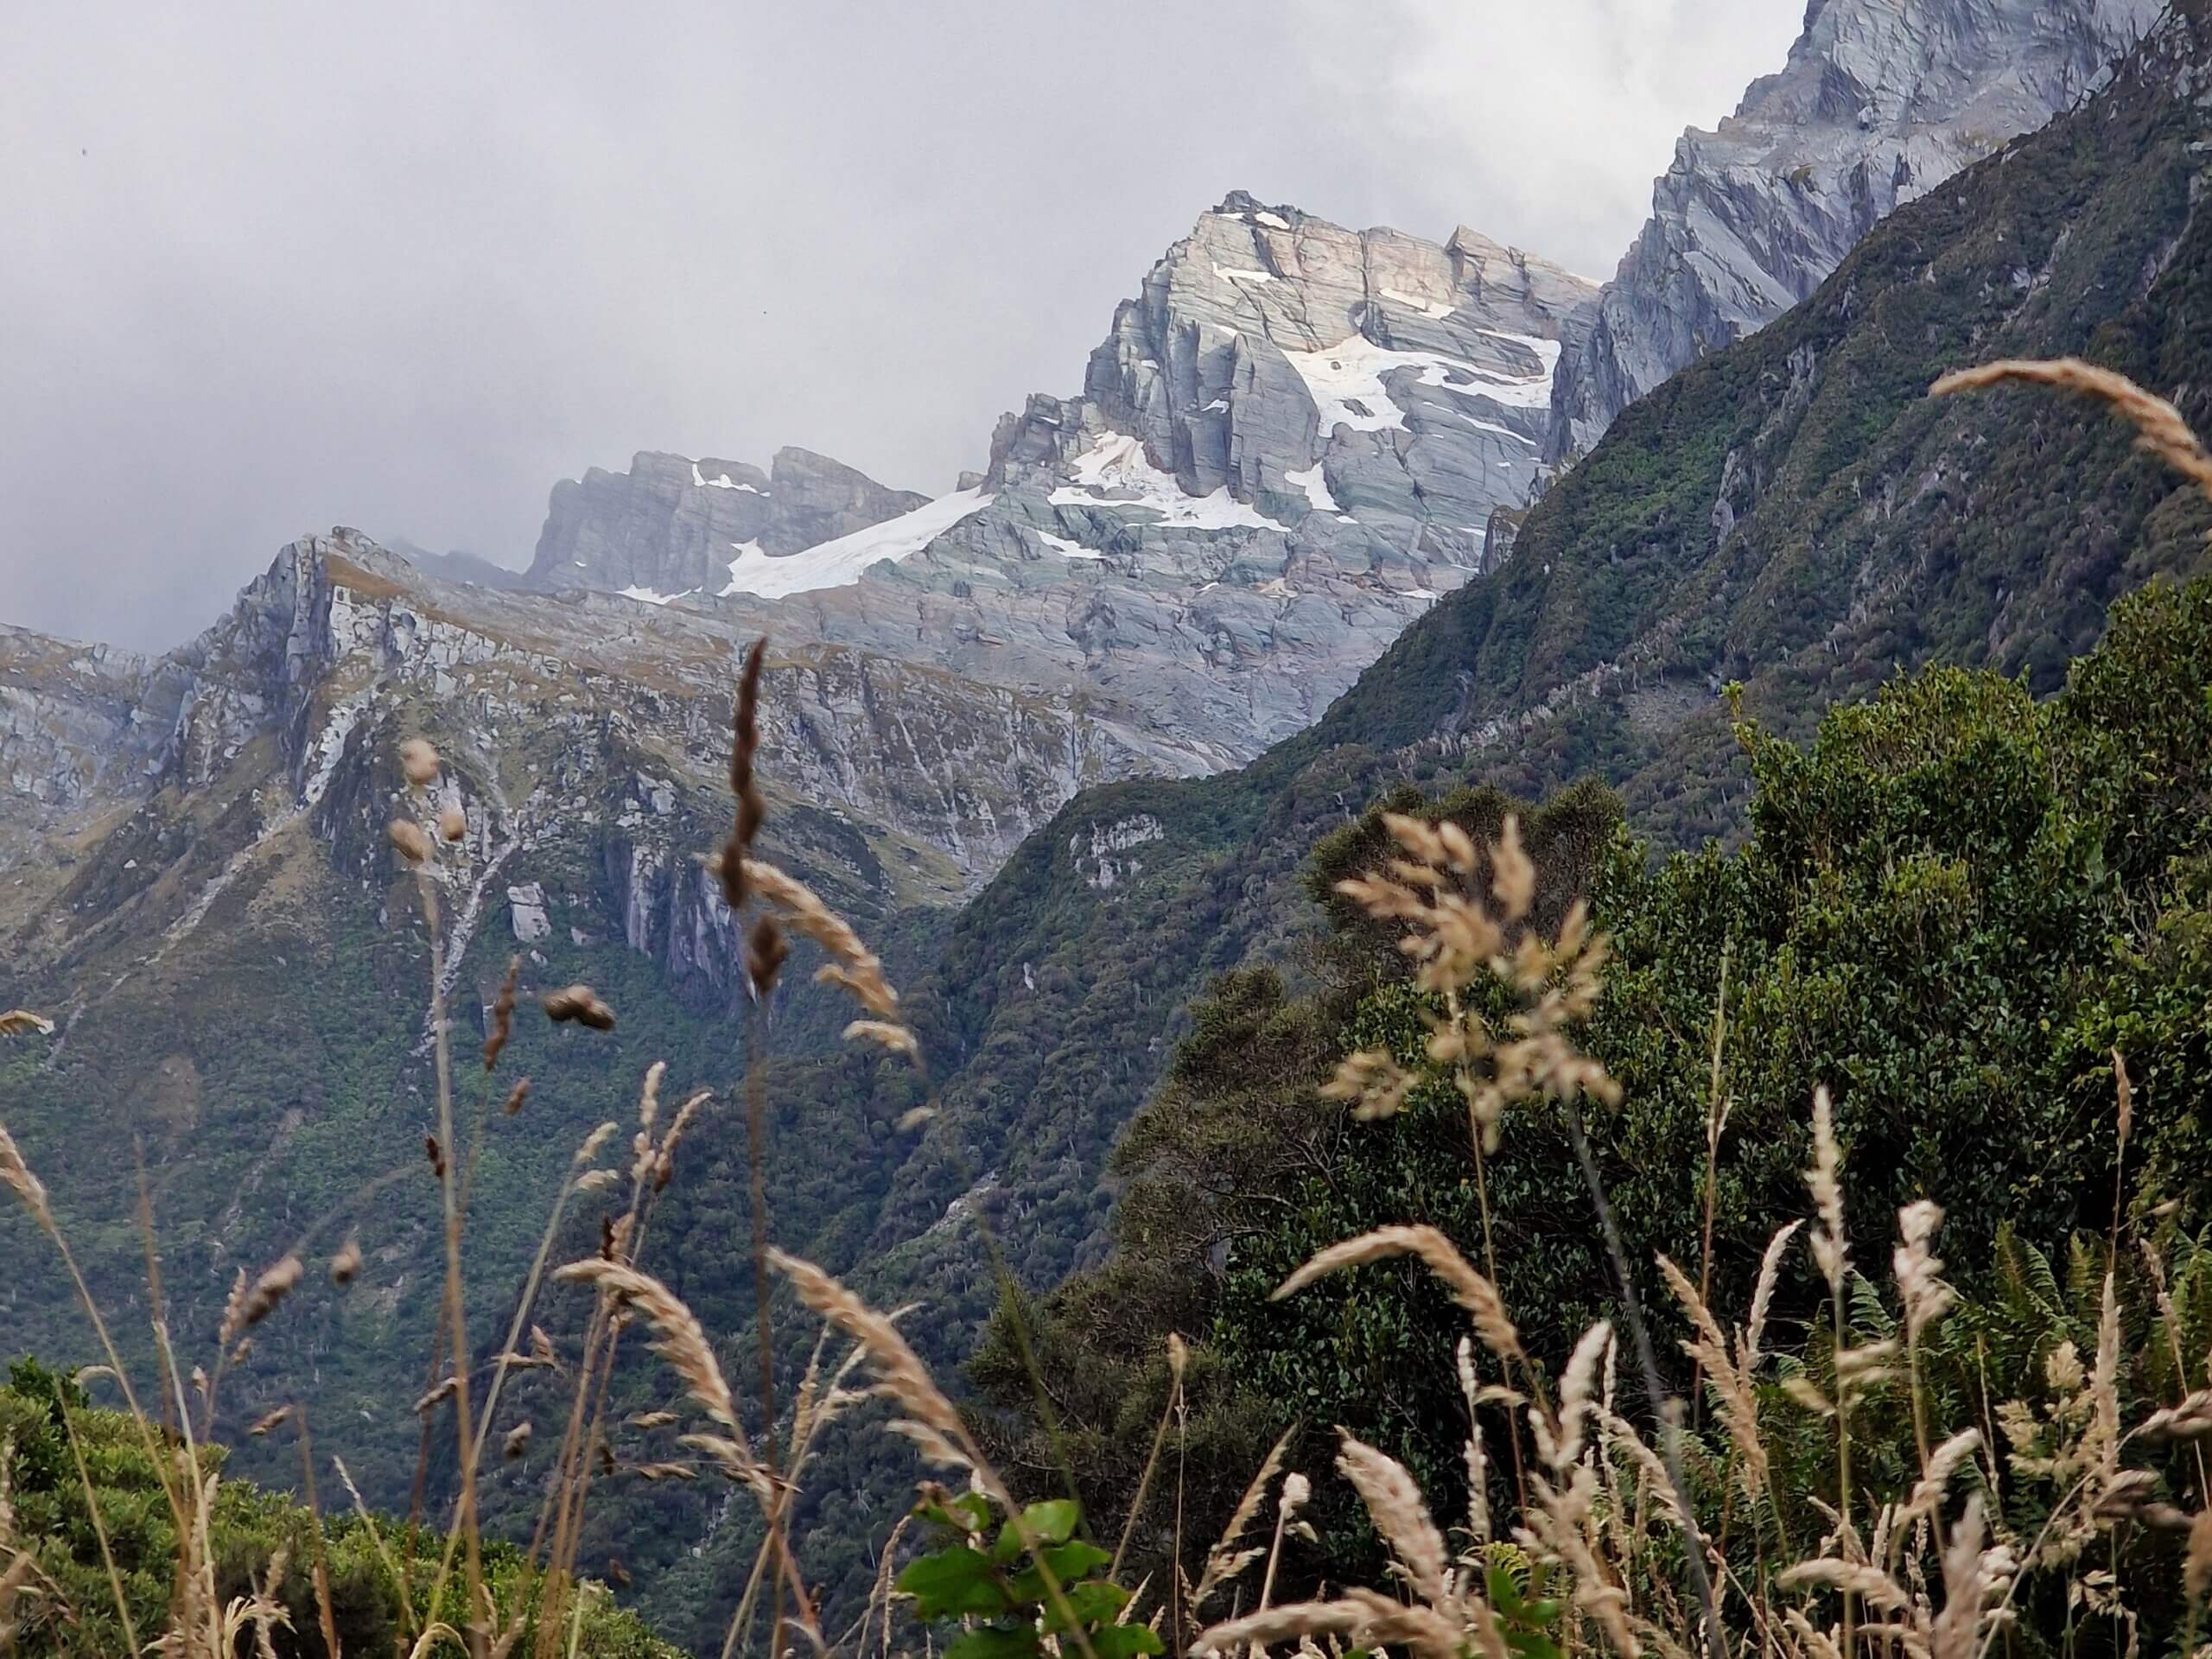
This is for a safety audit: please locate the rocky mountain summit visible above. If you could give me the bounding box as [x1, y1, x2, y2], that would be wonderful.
[524, 195, 1599, 774]
[525, 447, 928, 601]
[1546, 0, 2159, 461]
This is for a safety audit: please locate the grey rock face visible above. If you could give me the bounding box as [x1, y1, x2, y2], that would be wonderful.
[563, 196, 1604, 783]
[441, 198, 1597, 811]
[1, 530, 1167, 901]
[526, 447, 927, 600]
[993, 192, 1596, 567]
[0, 628, 162, 845]
[1546, 0, 2158, 461]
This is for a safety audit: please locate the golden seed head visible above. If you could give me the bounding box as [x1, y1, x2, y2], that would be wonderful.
[437, 803, 467, 842]
[397, 737, 440, 786]
[543, 983, 616, 1032]
[387, 818, 432, 862]
[221, 1255, 304, 1345]
[330, 1237, 362, 1286]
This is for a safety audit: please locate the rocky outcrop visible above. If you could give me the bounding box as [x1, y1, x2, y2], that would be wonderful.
[1546, 0, 2158, 461]
[518, 197, 1603, 781]
[525, 447, 927, 600]
[995, 192, 1597, 556]
[0, 627, 162, 824]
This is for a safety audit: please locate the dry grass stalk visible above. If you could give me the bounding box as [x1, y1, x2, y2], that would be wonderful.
[1112, 1333, 1192, 1580]
[719, 638, 767, 913]
[1274, 1224, 1523, 1365]
[1190, 1421, 1293, 1611]
[1554, 1319, 1616, 1473]
[0, 1122, 50, 1221]
[764, 1246, 1006, 1503]
[1192, 1599, 1370, 1655]
[219, 1256, 302, 1347]
[0, 1010, 54, 1037]
[1459, 1337, 1491, 1541]
[542, 983, 615, 1031]
[1196, 1580, 1467, 1659]
[842, 1020, 918, 1058]
[721, 855, 905, 1020]
[415, 1378, 458, 1416]
[1331, 812, 1618, 1154]
[1336, 1432, 1451, 1602]
[1658, 1255, 1770, 1503]
[387, 819, 432, 863]
[1931, 358, 2212, 499]
[1806, 1087, 1849, 1294]
[628, 1062, 668, 1186]
[551, 1260, 752, 1467]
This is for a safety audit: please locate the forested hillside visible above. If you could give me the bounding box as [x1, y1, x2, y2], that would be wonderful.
[10, 11, 2212, 1654]
[980, 569, 2212, 1596]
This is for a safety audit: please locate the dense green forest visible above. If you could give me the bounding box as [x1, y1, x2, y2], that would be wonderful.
[977, 572, 2212, 1614]
[0, 1359, 674, 1657]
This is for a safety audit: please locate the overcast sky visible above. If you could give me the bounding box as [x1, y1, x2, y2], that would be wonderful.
[3, 1, 1802, 653]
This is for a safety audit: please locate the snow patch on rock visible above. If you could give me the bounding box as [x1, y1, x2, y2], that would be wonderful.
[721, 488, 993, 598]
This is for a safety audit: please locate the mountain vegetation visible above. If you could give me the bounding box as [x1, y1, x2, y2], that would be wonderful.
[976, 565, 2212, 1600]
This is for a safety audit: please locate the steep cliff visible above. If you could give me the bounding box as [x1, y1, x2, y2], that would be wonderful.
[525, 446, 929, 600]
[1547, 0, 2158, 461]
[520, 199, 1600, 781]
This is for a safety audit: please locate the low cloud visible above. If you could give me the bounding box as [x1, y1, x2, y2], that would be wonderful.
[0, 0, 1799, 652]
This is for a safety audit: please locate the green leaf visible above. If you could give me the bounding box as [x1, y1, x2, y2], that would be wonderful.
[897, 1547, 1009, 1619]
[946, 1628, 1045, 1659]
[1023, 1498, 1082, 1545]
[1007, 1540, 1116, 1602]
[917, 1491, 995, 1536]
[1089, 1627, 1166, 1659]
[1488, 1562, 1529, 1622]
[1039, 1580, 1129, 1632]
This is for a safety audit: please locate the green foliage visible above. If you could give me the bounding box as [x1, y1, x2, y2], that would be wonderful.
[988, 573, 2212, 1604]
[895, 1494, 1159, 1659]
[0, 1358, 679, 1657]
